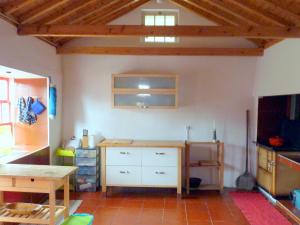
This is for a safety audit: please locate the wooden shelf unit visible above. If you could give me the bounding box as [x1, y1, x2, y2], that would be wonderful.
[185, 141, 224, 195]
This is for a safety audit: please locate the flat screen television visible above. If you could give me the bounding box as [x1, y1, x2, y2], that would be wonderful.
[257, 94, 300, 149]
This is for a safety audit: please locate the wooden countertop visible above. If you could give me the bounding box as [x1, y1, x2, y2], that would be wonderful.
[0, 164, 77, 180]
[98, 139, 185, 148]
[0, 145, 49, 164]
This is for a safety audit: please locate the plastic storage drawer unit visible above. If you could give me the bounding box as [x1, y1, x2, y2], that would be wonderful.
[77, 167, 97, 176]
[75, 148, 100, 192]
[76, 158, 97, 166]
[76, 149, 98, 158]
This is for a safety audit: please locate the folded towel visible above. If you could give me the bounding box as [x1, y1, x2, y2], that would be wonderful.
[31, 99, 46, 115]
[49, 85, 56, 119]
[61, 213, 94, 225]
[17, 97, 26, 123]
[23, 97, 36, 125]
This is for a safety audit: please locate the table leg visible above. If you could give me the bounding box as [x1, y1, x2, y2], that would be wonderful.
[64, 176, 70, 219]
[101, 147, 107, 193]
[49, 183, 56, 225]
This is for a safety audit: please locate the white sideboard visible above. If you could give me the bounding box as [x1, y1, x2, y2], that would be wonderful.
[98, 140, 185, 195]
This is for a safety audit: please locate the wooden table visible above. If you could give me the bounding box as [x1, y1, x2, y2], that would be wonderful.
[0, 164, 77, 225]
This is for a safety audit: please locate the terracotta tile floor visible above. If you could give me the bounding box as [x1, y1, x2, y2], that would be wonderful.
[64, 189, 251, 225]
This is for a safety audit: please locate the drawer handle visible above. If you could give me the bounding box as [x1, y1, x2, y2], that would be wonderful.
[120, 171, 130, 174]
[155, 171, 165, 175]
[155, 152, 165, 155]
[30, 178, 35, 182]
[120, 152, 130, 155]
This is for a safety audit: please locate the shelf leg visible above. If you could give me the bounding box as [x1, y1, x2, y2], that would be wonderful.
[49, 182, 56, 225]
[185, 143, 190, 195]
[64, 176, 70, 219]
[0, 191, 3, 225]
[219, 143, 224, 193]
[177, 147, 182, 196]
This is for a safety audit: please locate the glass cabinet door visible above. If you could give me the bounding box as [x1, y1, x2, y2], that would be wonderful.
[113, 75, 176, 90]
[112, 74, 178, 108]
[114, 94, 176, 108]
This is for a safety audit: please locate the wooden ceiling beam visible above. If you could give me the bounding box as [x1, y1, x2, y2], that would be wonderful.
[171, 0, 265, 47]
[18, 24, 300, 38]
[1, 0, 33, 15]
[188, 0, 257, 25]
[83, 0, 135, 24]
[259, 0, 300, 26]
[56, 46, 264, 56]
[52, 0, 130, 45]
[225, 0, 293, 26]
[200, 0, 285, 47]
[18, 0, 70, 24]
[171, 0, 234, 25]
[56, 0, 150, 46]
[59, 0, 118, 25]
[263, 0, 300, 17]
[0, 10, 19, 25]
[37, 0, 97, 25]
[90, 0, 150, 24]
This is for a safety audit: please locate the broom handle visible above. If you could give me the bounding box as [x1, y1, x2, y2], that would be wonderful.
[246, 110, 250, 173]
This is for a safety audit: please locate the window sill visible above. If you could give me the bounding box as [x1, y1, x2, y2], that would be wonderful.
[0, 145, 49, 164]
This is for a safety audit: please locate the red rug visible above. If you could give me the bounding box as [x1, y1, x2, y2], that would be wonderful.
[230, 192, 291, 225]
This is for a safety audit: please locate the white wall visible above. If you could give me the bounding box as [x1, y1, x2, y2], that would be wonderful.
[62, 0, 259, 187]
[62, 55, 257, 187]
[254, 39, 300, 97]
[0, 20, 63, 162]
[252, 39, 300, 174]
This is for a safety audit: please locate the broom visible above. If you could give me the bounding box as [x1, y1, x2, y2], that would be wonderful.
[236, 110, 256, 190]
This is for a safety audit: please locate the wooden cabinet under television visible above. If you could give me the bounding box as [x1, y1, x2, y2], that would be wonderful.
[112, 74, 178, 109]
[257, 146, 300, 196]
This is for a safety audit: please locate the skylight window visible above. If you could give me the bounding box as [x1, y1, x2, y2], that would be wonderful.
[143, 12, 178, 43]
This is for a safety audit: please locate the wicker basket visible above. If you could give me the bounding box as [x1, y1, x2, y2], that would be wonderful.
[5, 203, 42, 215]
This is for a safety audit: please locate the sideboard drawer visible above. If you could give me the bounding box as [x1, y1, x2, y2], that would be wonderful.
[106, 166, 141, 185]
[142, 148, 177, 166]
[106, 148, 142, 166]
[0, 177, 12, 187]
[142, 166, 177, 186]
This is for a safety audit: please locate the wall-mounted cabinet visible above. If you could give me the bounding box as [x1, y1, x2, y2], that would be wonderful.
[112, 74, 178, 109]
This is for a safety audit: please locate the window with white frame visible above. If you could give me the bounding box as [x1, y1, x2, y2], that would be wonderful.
[143, 11, 178, 43]
[0, 77, 13, 148]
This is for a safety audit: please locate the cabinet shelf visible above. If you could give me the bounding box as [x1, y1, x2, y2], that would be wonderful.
[190, 184, 221, 191]
[190, 160, 221, 167]
[0, 205, 65, 224]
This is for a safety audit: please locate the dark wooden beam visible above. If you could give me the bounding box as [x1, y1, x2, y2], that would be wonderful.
[18, 25, 300, 39]
[57, 46, 264, 56]
[1, 0, 33, 15]
[19, 0, 70, 24]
